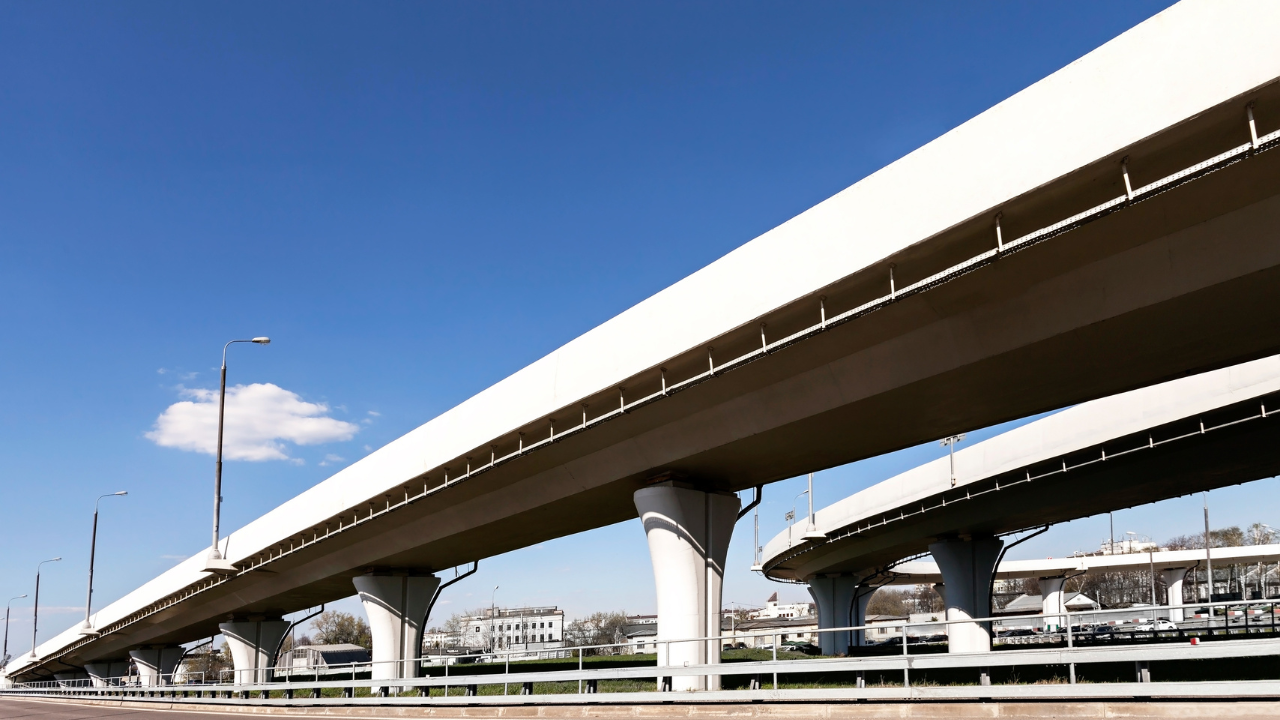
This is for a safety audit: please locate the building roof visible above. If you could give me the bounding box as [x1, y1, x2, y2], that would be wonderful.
[1000, 592, 1096, 614]
[295, 644, 371, 665]
[734, 616, 819, 631]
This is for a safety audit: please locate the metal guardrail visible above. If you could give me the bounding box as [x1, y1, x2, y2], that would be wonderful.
[6, 597, 1280, 702]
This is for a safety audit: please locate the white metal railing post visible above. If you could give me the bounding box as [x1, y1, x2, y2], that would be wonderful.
[1065, 606, 1075, 684]
[771, 633, 778, 690]
[902, 622, 909, 688]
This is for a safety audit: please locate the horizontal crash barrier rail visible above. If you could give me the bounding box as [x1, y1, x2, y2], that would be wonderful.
[6, 597, 1280, 702]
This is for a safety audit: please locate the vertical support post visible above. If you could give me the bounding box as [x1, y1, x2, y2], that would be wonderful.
[772, 634, 778, 690]
[1248, 102, 1260, 151]
[1122, 157, 1134, 202]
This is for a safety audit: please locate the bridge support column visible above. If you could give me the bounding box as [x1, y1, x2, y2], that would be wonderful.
[354, 574, 440, 685]
[85, 659, 130, 687]
[850, 587, 875, 647]
[932, 583, 948, 639]
[129, 646, 184, 686]
[1039, 576, 1067, 632]
[219, 618, 290, 684]
[635, 483, 740, 692]
[1162, 567, 1189, 622]
[929, 537, 1003, 653]
[808, 575, 858, 655]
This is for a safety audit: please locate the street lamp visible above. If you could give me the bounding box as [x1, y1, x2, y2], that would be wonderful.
[1258, 523, 1276, 599]
[29, 558, 62, 660]
[750, 504, 763, 572]
[803, 473, 826, 541]
[1203, 492, 1215, 602]
[3, 595, 27, 668]
[205, 337, 271, 574]
[80, 492, 128, 635]
[1128, 531, 1156, 607]
[491, 586, 500, 652]
[787, 490, 807, 547]
[940, 434, 966, 487]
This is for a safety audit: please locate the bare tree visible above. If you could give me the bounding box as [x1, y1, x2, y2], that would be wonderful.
[310, 611, 371, 649]
[565, 611, 629, 654]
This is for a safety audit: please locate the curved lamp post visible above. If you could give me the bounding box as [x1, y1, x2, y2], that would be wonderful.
[3, 594, 28, 667]
[803, 472, 826, 541]
[205, 337, 270, 574]
[79, 492, 128, 635]
[29, 558, 61, 660]
[490, 585, 500, 651]
[787, 490, 807, 547]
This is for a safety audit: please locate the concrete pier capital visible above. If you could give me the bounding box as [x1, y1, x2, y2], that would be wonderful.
[354, 573, 440, 684]
[219, 618, 290, 685]
[635, 483, 740, 691]
[129, 646, 184, 686]
[1161, 567, 1190, 622]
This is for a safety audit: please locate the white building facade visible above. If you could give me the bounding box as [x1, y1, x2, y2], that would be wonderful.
[467, 606, 565, 652]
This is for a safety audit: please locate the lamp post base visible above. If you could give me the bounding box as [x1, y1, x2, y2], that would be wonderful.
[203, 553, 238, 575]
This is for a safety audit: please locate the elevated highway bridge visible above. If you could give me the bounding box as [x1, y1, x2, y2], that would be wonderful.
[9, 0, 1280, 693]
[762, 354, 1280, 655]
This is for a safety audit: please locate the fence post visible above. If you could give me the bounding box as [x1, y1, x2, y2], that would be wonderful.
[1063, 607, 1076, 684]
[772, 634, 778, 690]
[902, 623, 909, 688]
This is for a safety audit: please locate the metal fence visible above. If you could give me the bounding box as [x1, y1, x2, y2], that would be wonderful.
[6, 597, 1280, 702]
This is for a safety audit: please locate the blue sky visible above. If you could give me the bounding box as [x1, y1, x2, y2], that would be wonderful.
[11, 0, 1268, 645]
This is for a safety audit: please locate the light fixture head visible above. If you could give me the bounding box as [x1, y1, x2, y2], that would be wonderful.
[115, 491, 128, 496]
[49, 557, 61, 562]
[251, 337, 271, 345]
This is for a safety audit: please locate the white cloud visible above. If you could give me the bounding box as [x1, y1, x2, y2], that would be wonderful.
[146, 383, 359, 461]
[367, 410, 380, 417]
[318, 454, 345, 467]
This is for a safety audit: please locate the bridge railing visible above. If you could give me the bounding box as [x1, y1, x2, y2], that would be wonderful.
[5, 596, 1279, 698]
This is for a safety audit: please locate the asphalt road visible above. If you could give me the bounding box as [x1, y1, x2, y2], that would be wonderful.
[0, 698, 237, 720]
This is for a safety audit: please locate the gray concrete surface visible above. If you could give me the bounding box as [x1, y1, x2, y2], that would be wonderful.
[8, 696, 1280, 719]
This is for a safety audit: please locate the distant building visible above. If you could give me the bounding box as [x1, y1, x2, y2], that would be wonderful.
[467, 606, 565, 652]
[749, 592, 814, 620]
[280, 644, 371, 677]
[1099, 537, 1164, 555]
[725, 616, 819, 648]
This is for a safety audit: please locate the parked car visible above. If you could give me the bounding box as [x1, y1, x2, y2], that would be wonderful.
[1092, 625, 1116, 638]
[1135, 620, 1178, 632]
[997, 628, 1038, 638]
